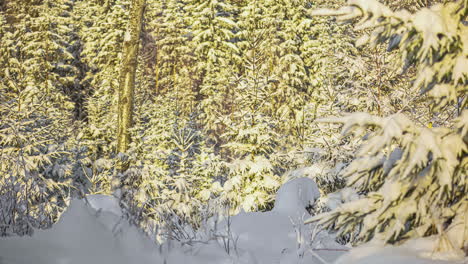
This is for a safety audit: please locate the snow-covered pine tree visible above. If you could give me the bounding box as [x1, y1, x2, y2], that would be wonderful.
[119, 97, 179, 230]
[187, 0, 240, 140]
[298, 0, 415, 197]
[159, 121, 219, 224]
[220, 113, 283, 213]
[306, 0, 467, 257]
[259, 0, 315, 142]
[149, 0, 197, 114]
[119, 95, 224, 234]
[297, 0, 453, 200]
[0, 0, 77, 235]
[233, 0, 274, 120]
[211, 1, 297, 214]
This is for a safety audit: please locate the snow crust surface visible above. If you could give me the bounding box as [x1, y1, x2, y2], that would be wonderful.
[1, 178, 463, 264]
[335, 238, 467, 264]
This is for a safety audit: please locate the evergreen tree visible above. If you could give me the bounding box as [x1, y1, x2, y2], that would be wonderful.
[220, 113, 283, 213]
[0, 0, 77, 235]
[307, 0, 467, 256]
[150, 0, 196, 113]
[122, 99, 224, 232]
[187, 0, 240, 139]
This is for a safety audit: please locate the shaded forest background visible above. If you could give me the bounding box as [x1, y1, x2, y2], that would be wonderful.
[0, 0, 466, 252]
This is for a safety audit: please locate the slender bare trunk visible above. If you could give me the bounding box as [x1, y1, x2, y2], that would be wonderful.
[117, 0, 146, 159]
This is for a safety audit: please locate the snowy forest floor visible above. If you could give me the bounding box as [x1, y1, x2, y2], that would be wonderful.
[0, 178, 464, 264]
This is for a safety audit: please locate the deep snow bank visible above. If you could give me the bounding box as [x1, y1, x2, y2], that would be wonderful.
[0, 195, 161, 264]
[165, 177, 347, 264]
[1, 177, 462, 264]
[0, 177, 343, 264]
[222, 177, 346, 264]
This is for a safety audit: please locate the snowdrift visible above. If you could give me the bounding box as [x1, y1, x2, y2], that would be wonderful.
[1, 177, 464, 264]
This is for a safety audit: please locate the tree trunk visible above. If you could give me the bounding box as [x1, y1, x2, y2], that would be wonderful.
[116, 0, 145, 159]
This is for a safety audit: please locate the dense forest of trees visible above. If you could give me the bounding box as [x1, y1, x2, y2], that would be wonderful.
[0, 0, 466, 256]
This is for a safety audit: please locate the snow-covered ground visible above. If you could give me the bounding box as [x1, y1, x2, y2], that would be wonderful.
[0, 177, 465, 264]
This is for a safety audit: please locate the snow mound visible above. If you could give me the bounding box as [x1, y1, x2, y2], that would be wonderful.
[225, 210, 345, 264]
[0, 197, 161, 264]
[219, 177, 345, 264]
[273, 177, 320, 217]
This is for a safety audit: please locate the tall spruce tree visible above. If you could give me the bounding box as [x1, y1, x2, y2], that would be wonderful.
[187, 0, 240, 140]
